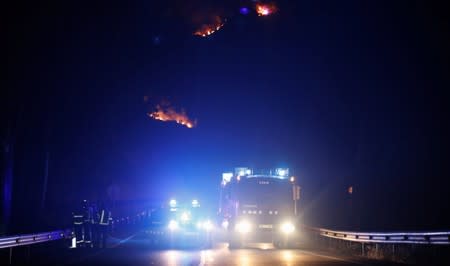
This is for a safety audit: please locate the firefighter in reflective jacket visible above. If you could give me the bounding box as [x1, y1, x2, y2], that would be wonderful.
[84, 202, 94, 247]
[72, 200, 87, 246]
[97, 205, 111, 248]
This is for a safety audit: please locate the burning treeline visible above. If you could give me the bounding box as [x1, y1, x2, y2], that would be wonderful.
[194, 16, 225, 37]
[147, 103, 196, 129]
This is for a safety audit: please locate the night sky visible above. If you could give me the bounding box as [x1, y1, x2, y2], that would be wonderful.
[3, 1, 450, 232]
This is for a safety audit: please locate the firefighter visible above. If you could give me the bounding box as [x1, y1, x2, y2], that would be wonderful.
[83, 201, 94, 247]
[72, 200, 87, 247]
[98, 204, 111, 248]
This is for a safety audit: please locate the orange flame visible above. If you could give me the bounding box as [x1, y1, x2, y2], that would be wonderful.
[148, 104, 196, 128]
[194, 16, 225, 37]
[255, 3, 277, 16]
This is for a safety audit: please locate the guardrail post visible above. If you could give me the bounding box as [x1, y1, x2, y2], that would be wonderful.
[361, 242, 364, 256]
[9, 247, 12, 265]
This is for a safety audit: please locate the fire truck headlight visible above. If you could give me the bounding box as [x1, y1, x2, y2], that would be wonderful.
[168, 220, 178, 231]
[235, 220, 252, 234]
[280, 222, 295, 234]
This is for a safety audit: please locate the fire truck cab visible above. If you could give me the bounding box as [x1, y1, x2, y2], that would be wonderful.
[219, 168, 301, 248]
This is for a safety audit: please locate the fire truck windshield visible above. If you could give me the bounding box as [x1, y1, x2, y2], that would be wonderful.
[236, 178, 292, 209]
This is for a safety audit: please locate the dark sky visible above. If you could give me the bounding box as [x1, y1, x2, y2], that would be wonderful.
[4, 1, 450, 231]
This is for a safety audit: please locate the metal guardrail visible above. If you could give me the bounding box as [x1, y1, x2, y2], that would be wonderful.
[315, 227, 450, 245]
[0, 229, 72, 249]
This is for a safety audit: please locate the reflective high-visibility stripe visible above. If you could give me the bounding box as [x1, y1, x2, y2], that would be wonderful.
[73, 215, 83, 218]
[74, 222, 83, 225]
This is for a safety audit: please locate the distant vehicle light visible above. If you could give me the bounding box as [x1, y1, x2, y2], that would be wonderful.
[181, 212, 190, 222]
[237, 175, 241, 181]
[168, 220, 178, 231]
[290, 176, 295, 182]
[276, 168, 289, 177]
[169, 199, 177, 207]
[235, 167, 251, 176]
[222, 220, 229, 229]
[235, 220, 252, 234]
[192, 199, 200, 207]
[280, 222, 295, 234]
[222, 172, 233, 181]
[203, 220, 213, 231]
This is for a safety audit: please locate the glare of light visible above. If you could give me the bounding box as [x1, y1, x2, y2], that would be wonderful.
[260, 243, 272, 250]
[181, 212, 190, 222]
[235, 167, 251, 176]
[192, 199, 200, 207]
[280, 222, 295, 234]
[168, 220, 178, 231]
[203, 220, 213, 231]
[235, 220, 252, 234]
[165, 250, 179, 266]
[239, 254, 250, 266]
[222, 172, 233, 183]
[237, 175, 241, 181]
[201, 250, 214, 264]
[169, 199, 177, 208]
[276, 168, 289, 177]
[222, 220, 229, 229]
[290, 176, 295, 182]
[282, 250, 294, 262]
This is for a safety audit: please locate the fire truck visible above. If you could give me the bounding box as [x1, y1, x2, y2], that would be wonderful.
[219, 167, 301, 248]
[147, 199, 213, 248]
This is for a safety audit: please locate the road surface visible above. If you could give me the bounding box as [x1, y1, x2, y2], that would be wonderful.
[57, 232, 400, 266]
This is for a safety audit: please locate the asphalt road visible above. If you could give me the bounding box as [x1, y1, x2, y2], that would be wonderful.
[59, 232, 400, 266]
